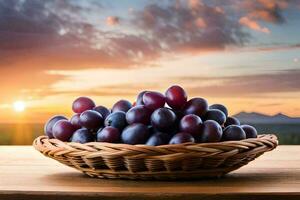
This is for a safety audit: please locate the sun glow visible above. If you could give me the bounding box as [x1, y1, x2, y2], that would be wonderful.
[13, 101, 26, 112]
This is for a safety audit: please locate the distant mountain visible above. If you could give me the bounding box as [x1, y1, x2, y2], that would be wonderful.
[233, 112, 300, 124]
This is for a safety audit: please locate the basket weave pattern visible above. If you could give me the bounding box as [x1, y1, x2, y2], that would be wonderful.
[33, 134, 278, 180]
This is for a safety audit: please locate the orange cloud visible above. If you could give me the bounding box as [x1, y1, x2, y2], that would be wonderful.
[258, 0, 288, 10]
[188, 0, 203, 10]
[195, 17, 206, 28]
[241, 0, 288, 23]
[106, 16, 120, 26]
[239, 17, 270, 33]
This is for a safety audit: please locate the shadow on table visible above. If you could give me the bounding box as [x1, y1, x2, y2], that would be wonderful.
[42, 169, 298, 187]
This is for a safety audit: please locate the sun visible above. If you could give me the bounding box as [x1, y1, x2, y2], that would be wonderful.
[13, 101, 26, 112]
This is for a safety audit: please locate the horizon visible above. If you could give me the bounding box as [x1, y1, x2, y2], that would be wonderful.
[1, 0, 300, 123]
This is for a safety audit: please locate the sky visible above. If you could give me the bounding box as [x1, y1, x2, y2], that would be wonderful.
[0, 0, 300, 123]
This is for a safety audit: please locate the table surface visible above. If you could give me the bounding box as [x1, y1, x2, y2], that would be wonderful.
[0, 145, 299, 200]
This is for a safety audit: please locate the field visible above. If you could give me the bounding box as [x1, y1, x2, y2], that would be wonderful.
[0, 123, 43, 145]
[0, 123, 299, 145]
[248, 123, 300, 145]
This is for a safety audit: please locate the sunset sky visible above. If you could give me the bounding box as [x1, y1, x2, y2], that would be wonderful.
[0, 0, 300, 123]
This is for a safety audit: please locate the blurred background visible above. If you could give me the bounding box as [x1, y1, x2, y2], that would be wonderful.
[0, 0, 299, 145]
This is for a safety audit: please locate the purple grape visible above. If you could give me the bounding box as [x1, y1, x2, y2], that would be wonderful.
[126, 105, 151, 125]
[72, 97, 95, 113]
[169, 132, 195, 144]
[70, 114, 81, 129]
[71, 128, 94, 143]
[174, 110, 184, 121]
[111, 100, 132, 113]
[222, 125, 246, 141]
[52, 120, 76, 141]
[209, 104, 228, 117]
[44, 115, 67, 138]
[224, 116, 240, 127]
[165, 85, 187, 110]
[241, 125, 257, 138]
[121, 123, 150, 144]
[151, 108, 176, 132]
[143, 91, 166, 111]
[204, 109, 226, 125]
[93, 105, 110, 119]
[80, 110, 103, 130]
[183, 98, 208, 117]
[179, 114, 202, 137]
[136, 91, 147, 105]
[146, 132, 171, 146]
[104, 111, 127, 131]
[198, 120, 222, 143]
[97, 127, 120, 143]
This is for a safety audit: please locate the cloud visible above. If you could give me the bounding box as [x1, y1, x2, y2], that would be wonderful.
[239, 16, 270, 33]
[0, 0, 107, 68]
[195, 17, 207, 28]
[0, 1, 163, 72]
[0, 0, 297, 105]
[257, 103, 282, 107]
[235, 0, 294, 34]
[241, 0, 288, 24]
[253, 43, 300, 51]
[0, 0, 251, 103]
[132, 1, 249, 53]
[188, 0, 203, 9]
[175, 69, 300, 97]
[106, 16, 120, 26]
[0, 0, 293, 73]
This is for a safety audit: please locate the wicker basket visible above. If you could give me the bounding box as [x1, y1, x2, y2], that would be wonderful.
[33, 134, 278, 180]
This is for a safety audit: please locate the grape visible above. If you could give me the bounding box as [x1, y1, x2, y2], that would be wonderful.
[146, 132, 171, 146]
[96, 127, 120, 143]
[179, 114, 202, 137]
[104, 111, 127, 131]
[209, 104, 228, 117]
[52, 120, 76, 141]
[165, 85, 187, 110]
[121, 123, 150, 144]
[183, 98, 208, 117]
[147, 125, 154, 133]
[174, 110, 184, 121]
[151, 108, 176, 132]
[224, 116, 240, 127]
[198, 120, 222, 143]
[70, 114, 81, 129]
[143, 91, 166, 111]
[169, 132, 195, 144]
[80, 110, 103, 130]
[222, 125, 246, 141]
[204, 109, 226, 125]
[72, 97, 95, 113]
[93, 105, 110, 119]
[126, 105, 151, 125]
[136, 91, 147, 105]
[111, 100, 132, 113]
[44, 115, 67, 138]
[241, 125, 257, 138]
[71, 128, 94, 143]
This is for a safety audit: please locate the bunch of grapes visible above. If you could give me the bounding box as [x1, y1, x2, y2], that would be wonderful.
[44, 85, 257, 145]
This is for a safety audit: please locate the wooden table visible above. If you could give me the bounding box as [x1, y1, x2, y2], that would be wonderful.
[0, 146, 299, 200]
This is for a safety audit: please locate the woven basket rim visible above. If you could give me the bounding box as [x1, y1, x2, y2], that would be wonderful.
[34, 134, 278, 150]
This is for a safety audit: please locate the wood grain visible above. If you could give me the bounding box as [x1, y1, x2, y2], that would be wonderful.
[0, 146, 299, 200]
